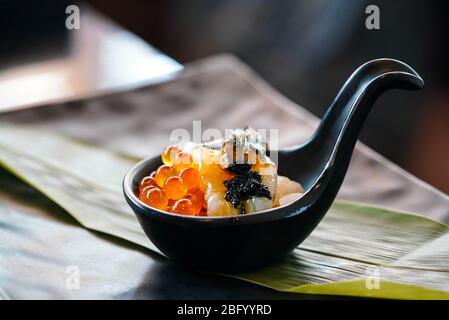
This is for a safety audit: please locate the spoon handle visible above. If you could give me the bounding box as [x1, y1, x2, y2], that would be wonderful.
[311, 58, 424, 159]
[279, 58, 424, 219]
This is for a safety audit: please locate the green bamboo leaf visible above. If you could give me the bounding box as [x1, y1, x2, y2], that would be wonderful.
[1, 123, 448, 299]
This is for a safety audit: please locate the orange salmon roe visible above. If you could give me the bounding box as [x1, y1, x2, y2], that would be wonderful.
[140, 187, 168, 210]
[154, 165, 176, 187]
[138, 148, 208, 215]
[173, 152, 193, 171]
[179, 167, 200, 190]
[186, 189, 204, 215]
[171, 198, 194, 215]
[139, 176, 157, 191]
[140, 185, 157, 196]
[162, 145, 181, 165]
[167, 199, 176, 209]
[164, 176, 188, 200]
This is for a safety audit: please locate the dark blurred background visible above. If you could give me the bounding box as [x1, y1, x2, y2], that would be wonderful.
[0, 0, 448, 193]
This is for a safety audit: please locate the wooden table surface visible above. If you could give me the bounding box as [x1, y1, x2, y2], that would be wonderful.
[0, 6, 182, 113]
[0, 7, 447, 300]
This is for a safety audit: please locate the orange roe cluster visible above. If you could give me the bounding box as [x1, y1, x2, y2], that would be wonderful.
[137, 145, 206, 216]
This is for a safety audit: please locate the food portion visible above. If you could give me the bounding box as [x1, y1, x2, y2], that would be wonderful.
[137, 127, 304, 216]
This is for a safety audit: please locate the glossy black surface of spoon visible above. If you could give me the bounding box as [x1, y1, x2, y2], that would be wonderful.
[123, 58, 424, 272]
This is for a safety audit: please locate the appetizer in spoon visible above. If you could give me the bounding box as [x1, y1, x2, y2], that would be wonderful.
[124, 58, 423, 271]
[137, 127, 303, 216]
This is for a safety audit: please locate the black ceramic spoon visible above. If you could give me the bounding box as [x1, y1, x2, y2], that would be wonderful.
[123, 58, 424, 272]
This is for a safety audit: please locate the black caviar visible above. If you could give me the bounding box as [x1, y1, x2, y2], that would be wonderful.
[223, 171, 271, 210]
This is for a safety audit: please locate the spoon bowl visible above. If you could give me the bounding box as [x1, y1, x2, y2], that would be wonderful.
[123, 58, 424, 272]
